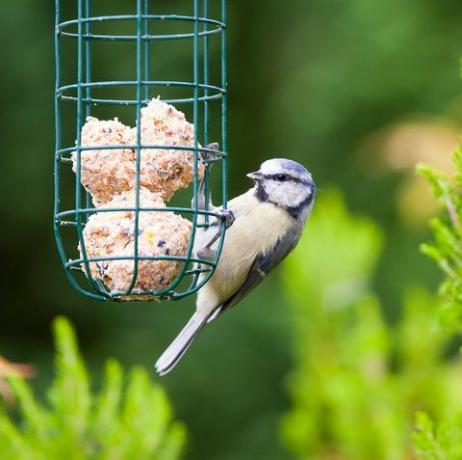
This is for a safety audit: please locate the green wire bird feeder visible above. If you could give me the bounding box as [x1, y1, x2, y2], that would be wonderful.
[54, 0, 228, 302]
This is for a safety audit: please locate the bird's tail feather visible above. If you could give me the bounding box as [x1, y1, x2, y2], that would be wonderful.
[155, 311, 210, 376]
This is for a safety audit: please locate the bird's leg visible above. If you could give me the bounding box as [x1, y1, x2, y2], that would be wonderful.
[197, 208, 235, 261]
[196, 142, 219, 210]
[197, 168, 208, 210]
[196, 142, 235, 261]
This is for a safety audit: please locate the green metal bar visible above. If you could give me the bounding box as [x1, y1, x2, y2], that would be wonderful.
[83, 0, 92, 217]
[60, 94, 223, 106]
[53, 0, 61, 225]
[53, 0, 68, 287]
[202, 0, 210, 228]
[84, 0, 92, 118]
[58, 80, 225, 91]
[57, 79, 226, 106]
[57, 15, 225, 34]
[66, 255, 216, 267]
[221, 0, 228, 211]
[57, 143, 226, 157]
[202, 0, 210, 148]
[74, 0, 103, 296]
[187, 0, 211, 292]
[54, 0, 106, 302]
[125, 0, 144, 295]
[57, 207, 226, 218]
[58, 15, 225, 27]
[71, 265, 213, 275]
[184, 0, 201, 291]
[143, 0, 151, 101]
[59, 28, 224, 42]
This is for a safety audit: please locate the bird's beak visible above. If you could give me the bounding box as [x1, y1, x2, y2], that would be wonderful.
[247, 171, 264, 182]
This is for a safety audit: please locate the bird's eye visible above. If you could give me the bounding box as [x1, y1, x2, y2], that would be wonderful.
[276, 174, 287, 182]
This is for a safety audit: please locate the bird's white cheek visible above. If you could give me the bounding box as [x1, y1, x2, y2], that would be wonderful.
[265, 182, 311, 208]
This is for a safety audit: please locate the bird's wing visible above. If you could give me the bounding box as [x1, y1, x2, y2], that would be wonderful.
[208, 225, 302, 322]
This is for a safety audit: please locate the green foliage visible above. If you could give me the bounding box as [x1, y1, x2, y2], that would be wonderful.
[280, 190, 462, 460]
[0, 317, 186, 460]
[411, 114, 462, 458]
[418, 149, 462, 332]
[413, 411, 462, 460]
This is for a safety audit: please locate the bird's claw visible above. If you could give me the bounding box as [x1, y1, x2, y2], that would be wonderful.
[197, 209, 234, 261]
[206, 142, 220, 152]
[200, 142, 220, 165]
[218, 209, 235, 229]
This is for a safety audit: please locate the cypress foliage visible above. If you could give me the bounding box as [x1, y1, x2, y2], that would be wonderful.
[0, 317, 186, 460]
[280, 191, 462, 460]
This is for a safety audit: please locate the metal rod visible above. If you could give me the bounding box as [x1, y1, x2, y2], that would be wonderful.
[143, 0, 151, 100]
[125, 0, 144, 295]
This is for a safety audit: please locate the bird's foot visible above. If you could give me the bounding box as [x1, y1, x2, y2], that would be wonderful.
[217, 208, 235, 229]
[197, 209, 234, 261]
[200, 142, 220, 165]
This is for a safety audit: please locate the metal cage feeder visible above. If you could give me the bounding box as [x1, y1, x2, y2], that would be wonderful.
[54, 0, 228, 301]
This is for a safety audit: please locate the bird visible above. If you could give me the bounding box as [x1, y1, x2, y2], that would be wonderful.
[155, 157, 316, 375]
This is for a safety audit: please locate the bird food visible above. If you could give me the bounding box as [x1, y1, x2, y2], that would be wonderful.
[81, 188, 192, 299]
[73, 98, 202, 206]
[72, 99, 200, 298]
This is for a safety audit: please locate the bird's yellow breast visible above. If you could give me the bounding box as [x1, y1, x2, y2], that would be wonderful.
[196, 191, 292, 312]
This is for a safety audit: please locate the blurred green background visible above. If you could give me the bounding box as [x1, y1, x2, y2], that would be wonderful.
[1, 0, 462, 459]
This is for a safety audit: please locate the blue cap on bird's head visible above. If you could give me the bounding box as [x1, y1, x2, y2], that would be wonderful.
[248, 158, 314, 187]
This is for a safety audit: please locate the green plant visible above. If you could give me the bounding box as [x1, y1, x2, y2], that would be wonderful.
[413, 411, 462, 460]
[0, 317, 186, 460]
[418, 148, 462, 333]
[280, 190, 462, 460]
[411, 109, 462, 458]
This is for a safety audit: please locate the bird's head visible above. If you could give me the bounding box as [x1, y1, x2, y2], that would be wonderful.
[247, 158, 316, 219]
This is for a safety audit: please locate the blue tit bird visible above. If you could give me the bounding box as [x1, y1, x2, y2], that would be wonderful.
[155, 157, 316, 375]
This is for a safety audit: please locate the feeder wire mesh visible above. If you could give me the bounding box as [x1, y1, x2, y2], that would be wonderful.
[54, 0, 228, 301]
